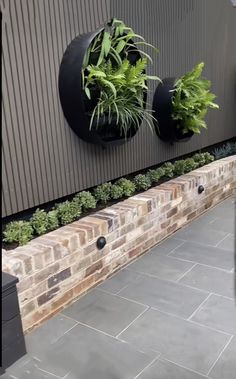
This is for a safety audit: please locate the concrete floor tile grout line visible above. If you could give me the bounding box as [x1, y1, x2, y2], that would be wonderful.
[37, 365, 63, 378]
[215, 233, 232, 247]
[187, 293, 213, 321]
[97, 288, 153, 308]
[206, 335, 234, 376]
[158, 357, 211, 378]
[133, 355, 161, 379]
[187, 319, 234, 336]
[175, 263, 198, 282]
[166, 255, 234, 272]
[115, 306, 149, 338]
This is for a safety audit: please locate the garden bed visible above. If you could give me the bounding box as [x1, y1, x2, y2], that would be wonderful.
[2, 156, 236, 333]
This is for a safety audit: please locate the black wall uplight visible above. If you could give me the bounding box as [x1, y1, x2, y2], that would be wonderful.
[96, 236, 106, 250]
[198, 185, 205, 194]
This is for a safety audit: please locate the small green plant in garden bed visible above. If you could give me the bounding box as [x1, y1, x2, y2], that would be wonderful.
[3, 221, 33, 246]
[172, 62, 219, 135]
[73, 191, 97, 211]
[2, 152, 216, 247]
[56, 201, 81, 225]
[110, 184, 124, 199]
[162, 162, 174, 178]
[115, 178, 136, 197]
[93, 182, 112, 203]
[134, 174, 152, 190]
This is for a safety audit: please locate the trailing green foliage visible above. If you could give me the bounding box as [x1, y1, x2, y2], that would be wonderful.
[110, 184, 124, 200]
[56, 201, 81, 226]
[115, 178, 136, 197]
[86, 58, 159, 136]
[93, 182, 112, 203]
[82, 18, 160, 137]
[134, 174, 152, 191]
[162, 162, 175, 178]
[73, 191, 97, 211]
[30, 209, 49, 236]
[172, 62, 219, 135]
[3, 221, 33, 246]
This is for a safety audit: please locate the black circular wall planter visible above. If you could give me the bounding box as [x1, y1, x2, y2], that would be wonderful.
[58, 26, 146, 148]
[152, 77, 194, 143]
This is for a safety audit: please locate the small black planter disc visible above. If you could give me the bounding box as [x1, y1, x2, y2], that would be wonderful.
[58, 26, 145, 147]
[152, 77, 194, 143]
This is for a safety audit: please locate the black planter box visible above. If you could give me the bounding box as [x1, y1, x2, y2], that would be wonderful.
[1, 272, 26, 373]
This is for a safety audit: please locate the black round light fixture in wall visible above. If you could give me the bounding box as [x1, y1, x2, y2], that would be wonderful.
[96, 236, 106, 250]
[198, 185, 205, 194]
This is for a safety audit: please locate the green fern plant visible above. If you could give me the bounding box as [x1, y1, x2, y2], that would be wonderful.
[172, 62, 219, 135]
[82, 18, 160, 137]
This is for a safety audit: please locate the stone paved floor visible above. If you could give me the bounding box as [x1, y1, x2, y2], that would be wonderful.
[2, 196, 236, 379]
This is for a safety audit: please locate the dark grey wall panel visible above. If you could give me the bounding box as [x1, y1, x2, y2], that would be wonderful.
[2, 0, 236, 217]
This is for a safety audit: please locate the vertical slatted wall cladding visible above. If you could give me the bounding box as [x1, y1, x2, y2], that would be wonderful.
[2, 0, 236, 217]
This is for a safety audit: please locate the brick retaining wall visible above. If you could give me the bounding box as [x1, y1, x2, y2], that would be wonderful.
[2, 156, 236, 333]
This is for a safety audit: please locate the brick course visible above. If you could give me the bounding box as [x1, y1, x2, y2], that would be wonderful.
[2, 156, 236, 333]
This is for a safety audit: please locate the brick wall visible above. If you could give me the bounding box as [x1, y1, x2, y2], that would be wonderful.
[2, 156, 236, 333]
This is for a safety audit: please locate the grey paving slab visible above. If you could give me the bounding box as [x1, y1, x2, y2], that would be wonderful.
[36, 323, 154, 379]
[98, 268, 141, 294]
[62, 288, 147, 336]
[119, 275, 208, 319]
[210, 218, 235, 234]
[190, 294, 236, 335]
[119, 308, 231, 375]
[5, 359, 59, 378]
[150, 237, 185, 254]
[173, 225, 228, 247]
[126, 251, 195, 281]
[179, 264, 236, 299]
[209, 336, 236, 379]
[217, 234, 235, 251]
[25, 315, 77, 356]
[138, 358, 208, 379]
[169, 241, 234, 270]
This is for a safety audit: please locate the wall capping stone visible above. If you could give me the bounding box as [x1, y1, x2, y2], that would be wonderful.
[2, 156, 236, 333]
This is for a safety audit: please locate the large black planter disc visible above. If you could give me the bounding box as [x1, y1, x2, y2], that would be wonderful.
[59, 26, 144, 147]
[152, 77, 194, 143]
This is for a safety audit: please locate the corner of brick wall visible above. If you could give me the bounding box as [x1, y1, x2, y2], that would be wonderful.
[2, 156, 236, 333]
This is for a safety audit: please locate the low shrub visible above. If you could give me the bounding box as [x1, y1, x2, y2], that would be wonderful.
[115, 178, 136, 197]
[183, 158, 198, 173]
[94, 182, 112, 203]
[134, 174, 152, 191]
[56, 201, 81, 225]
[47, 210, 59, 231]
[3, 221, 33, 246]
[192, 153, 206, 167]
[162, 162, 174, 178]
[73, 191, 97, 211]
[174, 160, 186, 176]
[203, 152, 214, 164]
[110, 184, 124, 200]
[30, 209, 49, 236]
[213, 142, 236, 160]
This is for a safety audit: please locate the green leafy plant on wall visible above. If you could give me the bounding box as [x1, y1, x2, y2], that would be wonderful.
[82, 18, 160, 136]
[171, 62, 219, 135]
